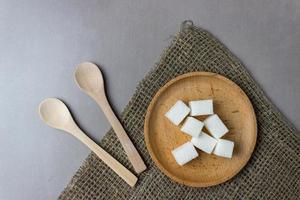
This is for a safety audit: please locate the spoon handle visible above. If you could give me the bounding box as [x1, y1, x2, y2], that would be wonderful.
[71, 126, 138, 187]
[94, 94, 147, 174]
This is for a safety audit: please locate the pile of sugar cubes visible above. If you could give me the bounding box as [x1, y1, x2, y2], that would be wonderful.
[165, 99, 234, 166]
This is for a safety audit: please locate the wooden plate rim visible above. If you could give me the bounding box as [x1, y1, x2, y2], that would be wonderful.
[144, 71, 257, 187]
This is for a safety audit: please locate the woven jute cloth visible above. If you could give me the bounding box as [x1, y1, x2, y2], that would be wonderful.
[59, 22, 300, 200]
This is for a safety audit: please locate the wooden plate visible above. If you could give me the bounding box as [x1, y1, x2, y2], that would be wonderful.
[144, 72, 257, 187]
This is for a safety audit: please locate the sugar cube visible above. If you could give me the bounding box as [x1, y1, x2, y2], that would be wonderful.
[171, 142, 199, 165]
[213, 139, 234, 158]
[204, 114, 229, 139]
[165, 100, 190, 125]
[191, 132, 217, 154]
[180, 117, 204, 137]
[189, 99, 214, 116]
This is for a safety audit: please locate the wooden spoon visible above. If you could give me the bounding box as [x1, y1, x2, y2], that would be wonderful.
[74, 62, 147, 174]
[39, 98, 138, 187]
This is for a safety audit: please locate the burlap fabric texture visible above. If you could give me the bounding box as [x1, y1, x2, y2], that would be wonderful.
[59, 21, 300, 200]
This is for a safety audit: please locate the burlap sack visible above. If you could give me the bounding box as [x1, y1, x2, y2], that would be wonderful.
[59, 21, 300, 200]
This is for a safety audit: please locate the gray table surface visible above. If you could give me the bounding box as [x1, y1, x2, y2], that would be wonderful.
[1, 0, 299, 199]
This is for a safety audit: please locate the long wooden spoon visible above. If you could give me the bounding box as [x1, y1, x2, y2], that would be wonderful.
[74, 62, 147, 174]
[39, 98, 138, 187]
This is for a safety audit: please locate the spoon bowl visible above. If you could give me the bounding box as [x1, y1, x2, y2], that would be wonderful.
[39, 98, 72, 131]
[74, 62, 104, 94]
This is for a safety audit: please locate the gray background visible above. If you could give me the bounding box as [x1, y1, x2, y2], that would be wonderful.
[0, 0, 299, 199]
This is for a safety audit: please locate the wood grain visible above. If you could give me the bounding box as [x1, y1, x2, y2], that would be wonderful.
[144, 72, 257, 187]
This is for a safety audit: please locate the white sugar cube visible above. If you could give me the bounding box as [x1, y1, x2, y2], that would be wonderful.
[189, 99, 214, 116]
[213, 139, 234, 158]
[180, 117, 204, 137]
[204, 114, 229, 139]
[171, 142, 199, 166]
[165, 100, 190, 125]
[191, 132, 217, 154]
